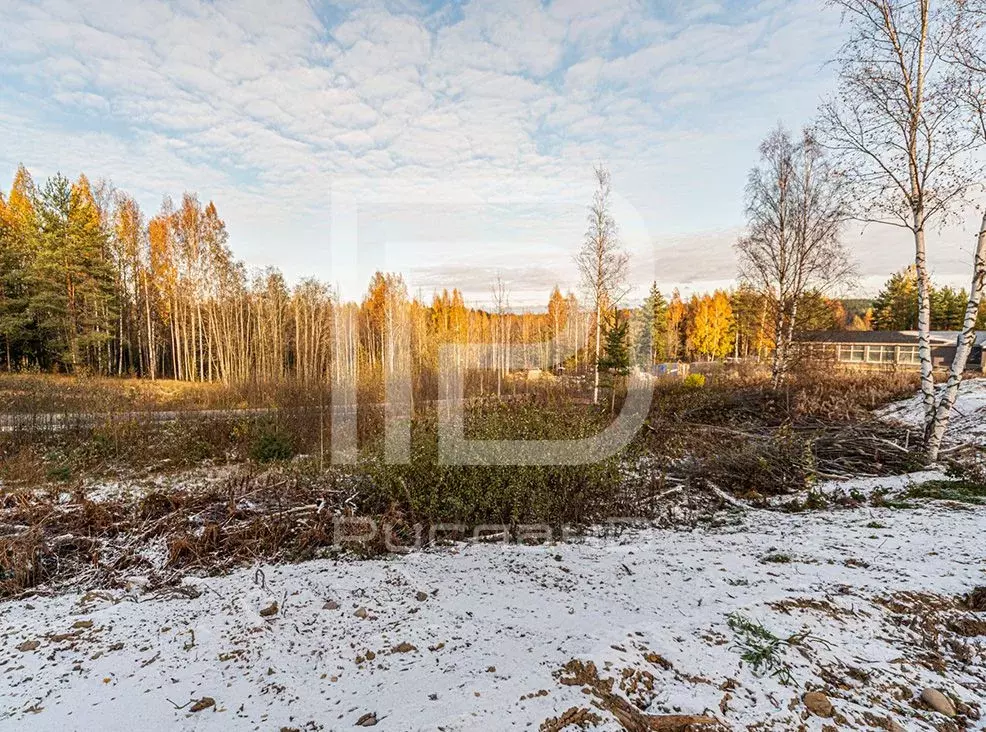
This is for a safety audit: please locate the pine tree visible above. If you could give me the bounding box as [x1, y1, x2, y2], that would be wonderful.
[0, 166, 38, 369]
[599, 315, 630, 375]
[642, 282, 668, 364]
[28, 173, 117, 371]
[872, 267, 919, 330]
[930, 286, 967, 330]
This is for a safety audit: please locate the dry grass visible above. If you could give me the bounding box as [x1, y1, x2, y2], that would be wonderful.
[0, 373, 249, 413]
[0, 368, 937, 597]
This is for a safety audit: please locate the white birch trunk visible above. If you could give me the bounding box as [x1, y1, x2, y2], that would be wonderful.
[926, 210, 986, 462]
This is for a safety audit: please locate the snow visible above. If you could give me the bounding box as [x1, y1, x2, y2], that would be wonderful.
[2, 495, 984, 731]
[878, 376, 986, 446]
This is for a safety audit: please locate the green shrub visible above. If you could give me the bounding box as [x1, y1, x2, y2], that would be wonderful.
[726, 613, 821, 685]
[249, 426, 294, 463]
[350, 407, 629, 536]
[46, 463, 73, 483]
[905, 479, 986, 505]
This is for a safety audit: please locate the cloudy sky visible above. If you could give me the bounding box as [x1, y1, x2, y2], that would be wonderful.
[1, 0, 982, 306]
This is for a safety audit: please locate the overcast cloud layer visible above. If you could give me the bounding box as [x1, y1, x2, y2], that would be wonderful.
[1, 0, 982, 305]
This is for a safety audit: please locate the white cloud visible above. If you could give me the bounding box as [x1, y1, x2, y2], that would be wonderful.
[2, 0, 970, 303]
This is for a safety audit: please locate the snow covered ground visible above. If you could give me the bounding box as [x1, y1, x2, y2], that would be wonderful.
[879, 376, 986, 446]
[3, 384, 985, 731]
[2, 498, 984, 731]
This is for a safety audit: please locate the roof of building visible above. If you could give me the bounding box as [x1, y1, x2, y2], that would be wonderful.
[796, 330, 986, 346]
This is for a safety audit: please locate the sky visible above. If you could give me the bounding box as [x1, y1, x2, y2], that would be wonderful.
[1, 0, 983, 307]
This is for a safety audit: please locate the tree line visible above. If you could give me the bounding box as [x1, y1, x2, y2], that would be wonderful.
[0, 168, 598, 384]
[1, 161, 879, 387]
[870, 266, 986, 331]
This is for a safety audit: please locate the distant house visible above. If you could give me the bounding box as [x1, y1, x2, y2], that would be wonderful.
[796, 331, 986, 372]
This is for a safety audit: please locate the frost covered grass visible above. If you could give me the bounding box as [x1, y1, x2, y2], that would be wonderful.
[1, 498, 983, 731]
[3, 371, 982, 729]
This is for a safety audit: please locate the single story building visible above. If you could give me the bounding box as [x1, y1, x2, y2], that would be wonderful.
[795, 330, 986, 372]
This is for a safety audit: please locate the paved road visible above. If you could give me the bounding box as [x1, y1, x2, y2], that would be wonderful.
[0, 395, 539, 431]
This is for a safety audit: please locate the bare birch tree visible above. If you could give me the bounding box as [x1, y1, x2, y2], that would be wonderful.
[576, 165, 629, 405]
[737, 126, 852, 387]
[819, 0, 982, 456]
[490, 273, 510, 399]
[924, 0, 986, 460]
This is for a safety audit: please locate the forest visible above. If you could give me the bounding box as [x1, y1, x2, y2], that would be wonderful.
[3, 164, 983, 386]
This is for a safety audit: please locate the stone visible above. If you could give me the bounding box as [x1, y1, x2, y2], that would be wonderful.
[920, 688, 956, 717]
[355, 712, 377, 726]
[803, 691, 834, 717]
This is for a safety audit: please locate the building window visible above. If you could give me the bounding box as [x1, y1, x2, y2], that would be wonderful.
[867, 345, 896, 363]
[898, 345, 919, 364]
[842, 345, 865, 362]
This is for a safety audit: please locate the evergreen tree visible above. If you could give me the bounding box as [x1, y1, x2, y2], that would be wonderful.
[930, 286, 968, 330]
[795, 290, 842, 331]
[29, 173, 117, 370]
[645, 282, 668, 363]
[0, 166, 38, 369]
[875, 269, 975, 331]
[599, 315, 630, 376]
[730, 285, 769, 358]
[629, 283, 668, 366]
[872, 267, 918, 330]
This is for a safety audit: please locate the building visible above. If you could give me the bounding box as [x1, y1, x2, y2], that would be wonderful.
[796, 331, 986, 372]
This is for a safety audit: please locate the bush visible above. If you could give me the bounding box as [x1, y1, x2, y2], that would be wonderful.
[249, 426, 294, 463]
[351, 406, 630, 537]
[683, 373, 706, 388]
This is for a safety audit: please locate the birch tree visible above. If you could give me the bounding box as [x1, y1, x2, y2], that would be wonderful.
[820, 0, 982, 452]
[925, 0, 986, 460]
[736, 126, 851, 387]
[575, 165, 629, 405]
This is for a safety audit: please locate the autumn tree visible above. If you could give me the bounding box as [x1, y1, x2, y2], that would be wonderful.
[0, 166, 37, 369]
[547, 285, 569, 368]
[686, 291, 735, 361]
[665, 290, 686, 360]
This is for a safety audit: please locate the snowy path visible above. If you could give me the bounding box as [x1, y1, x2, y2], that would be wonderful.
[2, 501, 984, 731]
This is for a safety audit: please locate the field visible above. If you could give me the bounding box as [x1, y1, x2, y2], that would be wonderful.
[1, 369, 985, 731]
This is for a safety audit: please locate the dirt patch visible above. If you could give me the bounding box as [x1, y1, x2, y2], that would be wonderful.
[550, 659, 728, 732]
